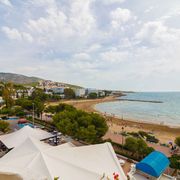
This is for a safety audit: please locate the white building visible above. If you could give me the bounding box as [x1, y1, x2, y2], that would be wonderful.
[75, 88, 86, 97]
[27, 87, 34, 96]
[0, 126, 52, 149]
[87, 89, 106, 97]
[14, 87, 34, 99]
[98, 90, 106, 97]
[0, 97, 3, 104]
[50, 87, 65, 94]
[38, 80, 68, 90]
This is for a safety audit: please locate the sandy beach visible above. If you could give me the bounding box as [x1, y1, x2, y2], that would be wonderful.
[47, 96, 180, 144]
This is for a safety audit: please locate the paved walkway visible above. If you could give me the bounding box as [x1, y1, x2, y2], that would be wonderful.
[103, 131, 171, 157]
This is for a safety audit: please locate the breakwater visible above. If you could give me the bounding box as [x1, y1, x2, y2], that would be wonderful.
[119, 99, 163, 103]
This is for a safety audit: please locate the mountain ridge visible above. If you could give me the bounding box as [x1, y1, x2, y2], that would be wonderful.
[0, 72, 82, 88]
[0, 72, 43, 85]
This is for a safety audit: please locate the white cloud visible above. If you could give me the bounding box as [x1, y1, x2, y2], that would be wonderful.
[100, 49, 128, 63]
[0, 0, 12, 7]
[86, 44, 102, 53]
[69, 0, 96, 36]
[27, 11, 68, 34]
[144, 6, 154, 13]
[25, 0, 96, 46]
[1, 0, 180, 91]
[29, 0, 56, 7]
[2, 26, 21, 40]
[22, 32, 33, 43]
[73, 53, 91, 61]
[1, 26, 33, 42]
[110, 8, 132, 28]
[102, 0, 125, 5]
[136, 21, 180, 44]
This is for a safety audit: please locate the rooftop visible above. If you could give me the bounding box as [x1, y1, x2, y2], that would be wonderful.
[136, 151, 170, 178]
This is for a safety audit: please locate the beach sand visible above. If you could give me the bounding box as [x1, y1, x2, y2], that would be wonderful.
[47, 96, 180, 144]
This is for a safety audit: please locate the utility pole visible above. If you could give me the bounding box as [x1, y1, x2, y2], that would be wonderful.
[32, 103, 34, 127]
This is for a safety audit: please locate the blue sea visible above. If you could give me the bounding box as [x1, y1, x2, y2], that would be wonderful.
[95, 92, 180, 127]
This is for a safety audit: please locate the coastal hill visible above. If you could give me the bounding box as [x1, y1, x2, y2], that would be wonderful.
[0, 72, 42, 85]
[0, 72, 82, 88]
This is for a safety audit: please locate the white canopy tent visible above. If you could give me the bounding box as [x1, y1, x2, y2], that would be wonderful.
[0, 126, 53, 149]
[0, 137, 126, 180]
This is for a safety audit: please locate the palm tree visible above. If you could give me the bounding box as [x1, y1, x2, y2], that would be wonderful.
[1, 82, 15, 108]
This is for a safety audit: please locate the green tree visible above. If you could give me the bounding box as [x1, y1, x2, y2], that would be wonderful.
[137, 139, 154, 157]
[14, 84, 27, 98]
[44, 105, 57, 114]
[2, 83, 14, 108]
[0, 120, 9, 133]
[0, 107, 14, 115]
[30, 88, 48, 102]
[14, 106, 26, 117]
[34, 100, 45, 119]
[49, 94, 61, 101]
[124, 137, 138, 154]
[16, 98, 33, 111]
[124, 137, 154, 157]
[16, 98, 44, 119]
[137, 138, 147, 154]
[53, 104, 108, 143]
[64, 88, 75, 99]
[91, 113, 108, 138]
[0, 82, 4, 96]
[145, 147, 154, 155]
[88, 92, 97, 99]
[45, 104, 76, 114]
[0, 89, 2, 96]
[175, 137, 180, 147]
[169, 155, 180, 170]
[18, 88, 47, 119]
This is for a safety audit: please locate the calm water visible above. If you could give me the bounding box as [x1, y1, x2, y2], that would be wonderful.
[18, 123, 34, 128]
[7, 117, 19, 120]
[95, 92, 180, 127]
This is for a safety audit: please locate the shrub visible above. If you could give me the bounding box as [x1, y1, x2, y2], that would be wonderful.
[128, 132, 140, 138]
[14, 106, 26, 117]
[146, 135, 159, 143]
[139, 131, 148, 138]
[124, 137, 154, 158]
[139, 131, 159, 143]
[88, 92, 98, 99]
[0, 108, 13, 115]
[169, 155, 180, 169]
[0, 120, 9, 133]
[175, 137, 180, 147]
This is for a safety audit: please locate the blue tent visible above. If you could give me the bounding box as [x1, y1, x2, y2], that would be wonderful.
[136, 151, 170, 177]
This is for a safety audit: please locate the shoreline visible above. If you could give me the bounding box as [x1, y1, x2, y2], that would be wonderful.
[94, 103, 180, 129]
[93, 97, 180, 129]
[48, 96, 180, 143]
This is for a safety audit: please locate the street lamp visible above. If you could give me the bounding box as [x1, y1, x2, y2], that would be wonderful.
[122, 126, 124, 146]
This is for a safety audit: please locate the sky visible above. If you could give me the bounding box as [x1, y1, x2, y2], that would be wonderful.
[0, 0, 180, 91]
